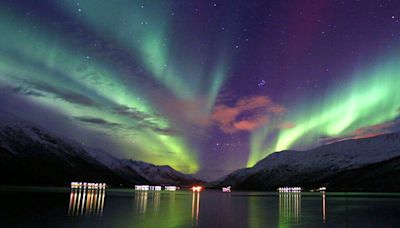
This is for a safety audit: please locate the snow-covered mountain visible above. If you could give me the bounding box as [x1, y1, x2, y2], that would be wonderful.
[210, 132, 400, 191]
[119, 159, 201, 185]
[0, 121, 201, 186]
[87, 148, 202, 186]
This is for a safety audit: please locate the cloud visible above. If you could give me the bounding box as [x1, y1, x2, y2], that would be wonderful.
[320, 120, 400, 144]
[12, 82, 177, 135]
[211, 95, 285, 133]
[12, 86, 45, 97]
[278, 122, 296, 129]
[269, 104, 286, 115]
[74, 115, 177, 136]
[113, 105, 152, 120]
[211, 105, 239, 127]
[236, 96, 271, 110]
[11, 83, 96, 107]
[233, 116, 269, 131]
[74, 116, 121, 128]
[112, 105, 178, 135]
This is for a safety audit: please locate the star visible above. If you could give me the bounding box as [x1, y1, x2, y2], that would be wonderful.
[3, 0, 400, 182]
[258, 80, 266, 88]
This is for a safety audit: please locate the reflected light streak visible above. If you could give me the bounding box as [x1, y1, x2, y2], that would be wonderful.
[135, 191, 148, 214]
[322, 192, 326, 223]
[153, 192, 161, 213]
[134, 192, 162, 215]
[68, 188, 106, 217]
[191, 191, 201, 226]
[279, 192, 301, 225]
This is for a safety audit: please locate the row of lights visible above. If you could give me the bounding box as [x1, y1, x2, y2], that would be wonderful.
[71, 183, 327, 194]
[71, 182, 107, 189]
[278, 187, 302, 193]
[135, 185, 204, 192]
[134, 185, 178, 191]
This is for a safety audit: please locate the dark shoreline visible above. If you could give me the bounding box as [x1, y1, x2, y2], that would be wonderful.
[1, 185, 400, 197]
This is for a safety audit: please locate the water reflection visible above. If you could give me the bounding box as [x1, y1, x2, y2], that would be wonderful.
[153, 191, 161, 213]
[134, 191, 161, 214]
[128, 191, 193, 227]
[2, 188, 400, 227]
[278, 192, 327, 225]
[65, 189, 328, 226]
[191, 191, 200, 225]
[68, 188, 105, 216]
[135, 191, 148, 214]
[322, 192, 326, 223]
[279, 192, 301, 224]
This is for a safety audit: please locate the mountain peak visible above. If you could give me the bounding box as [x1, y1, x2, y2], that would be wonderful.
[211, 131, 400, 191]
[0, 122, 201, 186]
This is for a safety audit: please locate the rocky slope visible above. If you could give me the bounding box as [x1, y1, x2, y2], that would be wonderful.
[210, 132, 400, 191]
[0, 122, 201, 187]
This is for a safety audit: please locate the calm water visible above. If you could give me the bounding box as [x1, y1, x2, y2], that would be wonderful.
[0, 187, 399, 227]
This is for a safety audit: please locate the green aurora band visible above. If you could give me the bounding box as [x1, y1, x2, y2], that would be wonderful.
[4, 1, 399, 174]
[248, 57, 400, 167]
[0, 1, 235, 173]
[59, 0, 230, 111]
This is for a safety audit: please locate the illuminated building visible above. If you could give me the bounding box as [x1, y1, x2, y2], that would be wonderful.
[135, 185, 150, 191]
[165, 186, 177, 191]
[277, 187, 302, 193]
[134, 185, 162, 191]
[71, 182, 106, 189]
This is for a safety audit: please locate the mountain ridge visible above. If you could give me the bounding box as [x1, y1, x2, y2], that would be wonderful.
[0, 121, 202, 187]
[210, 131, 400, 191]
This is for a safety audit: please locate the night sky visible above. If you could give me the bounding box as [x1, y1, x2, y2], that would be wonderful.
[1, 0, 400, 180]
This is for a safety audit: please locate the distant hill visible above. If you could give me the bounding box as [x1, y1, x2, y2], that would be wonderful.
[209, 132, 400, 192]
[0, 121, 202, 187]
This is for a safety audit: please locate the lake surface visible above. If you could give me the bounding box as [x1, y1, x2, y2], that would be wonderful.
[0, 187, 399, 227]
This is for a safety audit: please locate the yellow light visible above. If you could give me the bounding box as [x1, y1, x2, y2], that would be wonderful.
[191, 186, 203, 192]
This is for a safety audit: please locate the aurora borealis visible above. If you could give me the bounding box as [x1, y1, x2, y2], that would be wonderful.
[248, 58, 400, 166]
[1, 0, 400, 180]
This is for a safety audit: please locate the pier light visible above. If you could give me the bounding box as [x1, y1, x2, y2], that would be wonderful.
[192, 186, 203, 192]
